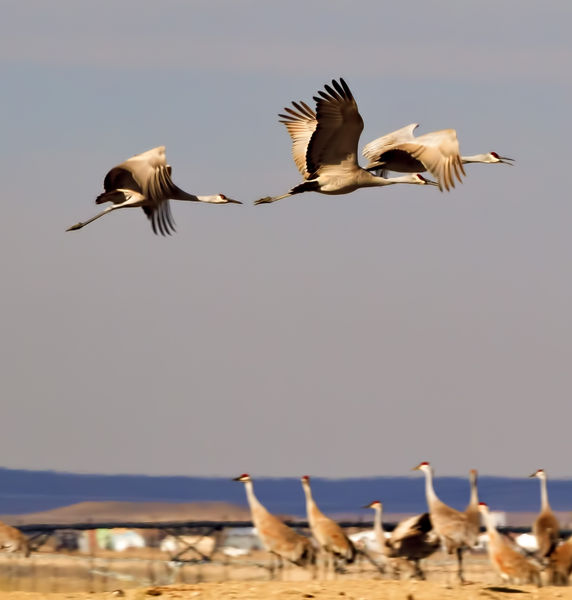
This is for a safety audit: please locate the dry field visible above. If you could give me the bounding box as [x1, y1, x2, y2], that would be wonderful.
[0, 550, 571, 600]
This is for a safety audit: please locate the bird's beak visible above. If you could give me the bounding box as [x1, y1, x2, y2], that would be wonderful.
[362, 504, 373, 509]
[226, 198, 242, 204]
[232, 476, 242, 481]
[418, 175, 439, 187]
[412, 465, 420, 471]
[528, 472, 537, 478]
[499, 156, 514, 165]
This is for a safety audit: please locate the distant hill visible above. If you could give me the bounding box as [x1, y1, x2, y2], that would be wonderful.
[1, 467, 571, 519]
[2, 500, 251, 525]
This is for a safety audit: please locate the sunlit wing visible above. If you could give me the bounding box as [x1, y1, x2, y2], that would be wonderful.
[279, 101, 317, 179]
[362, 123, 418, 168]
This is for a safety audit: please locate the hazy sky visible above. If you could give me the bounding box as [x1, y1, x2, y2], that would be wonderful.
[1, 1, 571, 478]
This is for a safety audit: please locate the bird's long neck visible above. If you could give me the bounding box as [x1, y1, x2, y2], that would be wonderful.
[372, 505, 386, 548]
[461, 154, 489, 164]
[423, 467, 440, 508]
[539, 476, 550, 512]
[469, 472, 479, 508]
[243, 480, 264, 516]
[302, 482, 320, 526]
[481, 509, 498, 542]
[359, 170, 420, 187]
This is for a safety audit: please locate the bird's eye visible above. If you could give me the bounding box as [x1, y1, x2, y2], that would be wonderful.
[220, 194, 226, 199]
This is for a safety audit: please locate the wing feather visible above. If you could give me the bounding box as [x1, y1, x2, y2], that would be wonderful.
[279, 102, 317, 178]
[307, 78, 363, 177]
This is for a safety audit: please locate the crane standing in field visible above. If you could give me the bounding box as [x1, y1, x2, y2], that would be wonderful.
[413, 462, 478, 584]
[67, 146, 241, 236]
[301, 475, 356, 576]
[479, 502, 542, 586]
[362, 123, 513, 191]
[364, 500, 438, 579]
[530, 469, 560, 560]
[255, 78, 437, 205]
[233, 474, 315, 577]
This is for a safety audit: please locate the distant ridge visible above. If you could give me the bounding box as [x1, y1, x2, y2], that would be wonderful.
[1, 467, 571, 518]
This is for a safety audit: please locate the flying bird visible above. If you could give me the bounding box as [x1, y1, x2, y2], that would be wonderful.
[363, 123, 513, 191]
[67, 146, 240, 236]
[255, 78, 437, 205]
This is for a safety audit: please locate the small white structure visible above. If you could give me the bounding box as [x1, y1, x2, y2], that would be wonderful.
[109, 530, 145, 552]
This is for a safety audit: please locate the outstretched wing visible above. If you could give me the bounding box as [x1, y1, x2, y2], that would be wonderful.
[279, 101, 317, 179]
[398, 129, 465, 191]
[362, 123, 419, 168]
[307, 78, 363, 177]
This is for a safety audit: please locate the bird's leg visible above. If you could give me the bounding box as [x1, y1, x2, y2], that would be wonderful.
[66, 205, 117, 231]
[456, 547, 465, 584]
[254, 192, 293, 205]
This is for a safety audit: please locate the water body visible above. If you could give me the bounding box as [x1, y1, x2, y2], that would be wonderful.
[1, 468, 571, 517]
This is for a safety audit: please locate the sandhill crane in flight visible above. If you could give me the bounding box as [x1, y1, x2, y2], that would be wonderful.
[479, 502, 542, 586]
[363, 123, 513, 191]
[301, 475, 356, 575]
[530, 469, 560, 560]
[413, 462, 478, 584]
[364, 500, 438, 580]
[255, 78, 437, 205]
[67, 146, 241, 236]
[233, 474, 315, 577]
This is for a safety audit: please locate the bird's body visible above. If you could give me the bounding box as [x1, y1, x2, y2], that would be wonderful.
[365, 501, 438, 579]
[546, 536, 572, 585]
[255, 79, 436, 205]
[301, 476, 356, 573]
[363, 123, 513, 191]
[414, 462, 478, 583]
[0, 521, 30, 557]
[67, 146, 240, 235]
[233, 474, 315, 574]
[530, 469, 560, 559]
[479, 503, 541, 586]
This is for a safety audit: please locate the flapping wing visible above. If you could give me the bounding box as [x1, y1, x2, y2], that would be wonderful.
[399, 129, 465, 191]
[362, 123, 419, 168]
[279, 101, 317, 179]
[142, 201, 176, 236]
[307, 78, 363, 177]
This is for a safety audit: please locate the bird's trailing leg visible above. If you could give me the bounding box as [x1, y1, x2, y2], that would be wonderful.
[254, 192, 293, 205]
[66, 205, 118, 231]
[456, 547, 465, 584]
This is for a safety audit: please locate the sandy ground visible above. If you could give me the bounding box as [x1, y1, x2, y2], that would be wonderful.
[1, 579, 572, 600]
[0, 551, 571, 600]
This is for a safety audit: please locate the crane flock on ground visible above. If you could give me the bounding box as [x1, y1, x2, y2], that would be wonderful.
[234, 465, 572, 587]
[66, 77, 512, 234]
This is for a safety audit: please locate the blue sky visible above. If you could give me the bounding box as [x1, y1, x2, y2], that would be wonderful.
[1, 1, 571, 478]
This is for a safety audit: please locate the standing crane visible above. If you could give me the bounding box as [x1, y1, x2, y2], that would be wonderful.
[362, 123, 513, 191]
[364, 500, 438, 579]
[413, 462, 478, 584]
[529, 469, 560, 559]
[67, 146, 241, 236]
[301, 475, 356, 575]
[255, 78, 437, 205]
[233, 474, 315, 577]
[479, 502, 542, 586]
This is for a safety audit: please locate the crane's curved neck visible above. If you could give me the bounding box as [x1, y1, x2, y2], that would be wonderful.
[539, 476, 550, 511]
[243, 480, 264, 513]
[423, 468, 439, 507]
[461, 154, 489, 164]
[481, 509, 497, 539]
